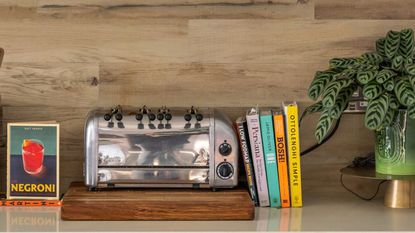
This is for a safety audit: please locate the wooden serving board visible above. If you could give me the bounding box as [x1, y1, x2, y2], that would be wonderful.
[61, 182, 255, 221]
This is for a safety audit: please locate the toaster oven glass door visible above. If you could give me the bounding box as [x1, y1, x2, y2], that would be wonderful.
[96, 128, 210, 185]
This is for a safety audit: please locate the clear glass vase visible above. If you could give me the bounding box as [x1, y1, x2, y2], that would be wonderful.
[375, 110, 415, 175]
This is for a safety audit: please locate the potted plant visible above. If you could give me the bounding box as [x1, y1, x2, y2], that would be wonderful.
[305, 28, 415, 175]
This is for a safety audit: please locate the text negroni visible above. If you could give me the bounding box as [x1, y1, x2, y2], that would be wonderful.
[11, 184, 56, 193]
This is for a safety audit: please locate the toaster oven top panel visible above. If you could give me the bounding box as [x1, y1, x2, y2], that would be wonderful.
[97, 128, 210, 167]
[97, 108, 213, 131]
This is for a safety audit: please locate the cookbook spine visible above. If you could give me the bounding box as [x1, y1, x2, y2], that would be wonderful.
[246, 111, 270, 207]
[283, 102, 303, 207]
[273, 112, 291, 208]
[235, 118, 259, 206]
[260, 112, 281, 208]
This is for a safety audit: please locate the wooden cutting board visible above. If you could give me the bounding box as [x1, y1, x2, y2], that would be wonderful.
[61, 182, 255, 221]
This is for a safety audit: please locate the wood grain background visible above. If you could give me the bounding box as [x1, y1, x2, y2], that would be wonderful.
[1, 0, 411, 194]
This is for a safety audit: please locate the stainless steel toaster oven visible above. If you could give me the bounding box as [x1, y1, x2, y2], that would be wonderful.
[84, 106, 238, 189]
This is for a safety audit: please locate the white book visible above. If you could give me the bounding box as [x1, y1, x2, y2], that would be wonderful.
[246, 107, 270, 207]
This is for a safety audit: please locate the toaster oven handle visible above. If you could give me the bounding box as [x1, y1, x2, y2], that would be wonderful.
[84, 110, 99, 188]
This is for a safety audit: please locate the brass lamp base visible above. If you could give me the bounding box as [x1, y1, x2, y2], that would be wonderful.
[384, 180, 415, 208]
[340, 166, 415, 208]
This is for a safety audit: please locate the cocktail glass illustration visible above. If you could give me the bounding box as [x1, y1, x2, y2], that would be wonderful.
[22, 139, 44, 175]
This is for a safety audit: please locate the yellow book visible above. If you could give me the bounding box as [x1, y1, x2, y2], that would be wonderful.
[282, 101, 303, 207]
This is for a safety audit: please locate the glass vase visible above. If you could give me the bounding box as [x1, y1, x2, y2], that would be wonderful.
[375, 109, 415, 175]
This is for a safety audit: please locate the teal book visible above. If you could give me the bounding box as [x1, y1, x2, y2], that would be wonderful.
[260, 110, 281, 207]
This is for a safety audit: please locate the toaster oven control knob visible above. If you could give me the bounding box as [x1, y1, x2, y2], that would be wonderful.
[104, 114, 112, 121]
[196, 113, 203, 121]
[219, 142, 232, 156]
[115, 113, 123, 121]
[217, 162, 233, 180]
[157, 113, 164, 121]
[148, 113, 156, 121]
[136, 113, 143, 121]
[184, 113, 192, 122]
[165, 113, 172, 121]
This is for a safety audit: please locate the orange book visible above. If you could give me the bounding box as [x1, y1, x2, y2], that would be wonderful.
[273, 111, 290, 208]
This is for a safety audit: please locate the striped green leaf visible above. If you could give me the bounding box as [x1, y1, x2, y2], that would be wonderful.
[376, 38, 386, 58]
[363, 81, 383, 100]
[315, 109, 334, 144]
[329, 58, 358, 69]
[394, 77, 415, 106]
[361, 52, 384, 65]
[364, 93, 389, 130]
[392, 55, 404, 71]
[385, 30, 401, 60]
[334, 69, 357, 79]
[408, 76, 415, 90]
[389, 95, 400, 109]
[404, 57, 413, 70]
[408, 105, 415, 119]
[376, 69, 396, 84]
[349, 62, 379, 71]
[329, 84, 357, 119]
[303, 101, 324, 116]
[307, 70, 337, 100]
[409, 105, 415, 119]
[322, 79, 354, 107]
[406, 64, 415, 75]
[399, 28, 414, 58]
[383, 78, 395, 91]
[379, 108, 397, 129]
[357, 70, 378, 84]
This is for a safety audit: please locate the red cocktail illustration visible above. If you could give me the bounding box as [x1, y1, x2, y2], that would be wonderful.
[22, 139, 44, 175]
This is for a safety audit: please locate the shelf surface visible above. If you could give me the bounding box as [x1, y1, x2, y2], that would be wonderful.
[1, 185, 415, 231]
[341, 166, 415, 180]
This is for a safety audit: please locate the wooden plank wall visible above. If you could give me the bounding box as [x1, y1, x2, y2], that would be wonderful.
[1, 0, 414, 193]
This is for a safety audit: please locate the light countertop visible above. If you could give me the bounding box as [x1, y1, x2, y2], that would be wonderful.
[1, 186, 415, 232]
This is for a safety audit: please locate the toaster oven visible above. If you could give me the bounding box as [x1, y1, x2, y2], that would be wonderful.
[84, 106, 238, 189]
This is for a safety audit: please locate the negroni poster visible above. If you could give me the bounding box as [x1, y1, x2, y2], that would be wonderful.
[7, 123, 60, 200]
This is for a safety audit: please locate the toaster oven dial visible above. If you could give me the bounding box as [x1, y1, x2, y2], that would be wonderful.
[135, 113, 143, 121]
[184, 113, 192, 122]
[157, 113, 164, 121]
[195, 113, 203, 121]
[104, 114, 112, 121]
[217, 162, 234, 180]
[148, 113, 156, 121]
[219, 142, 232, 156]
[165, 113, 172, 121]
[115, 113, 123, 121]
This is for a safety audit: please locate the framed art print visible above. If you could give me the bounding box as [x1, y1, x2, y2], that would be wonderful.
[7, 123, 60, 200]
